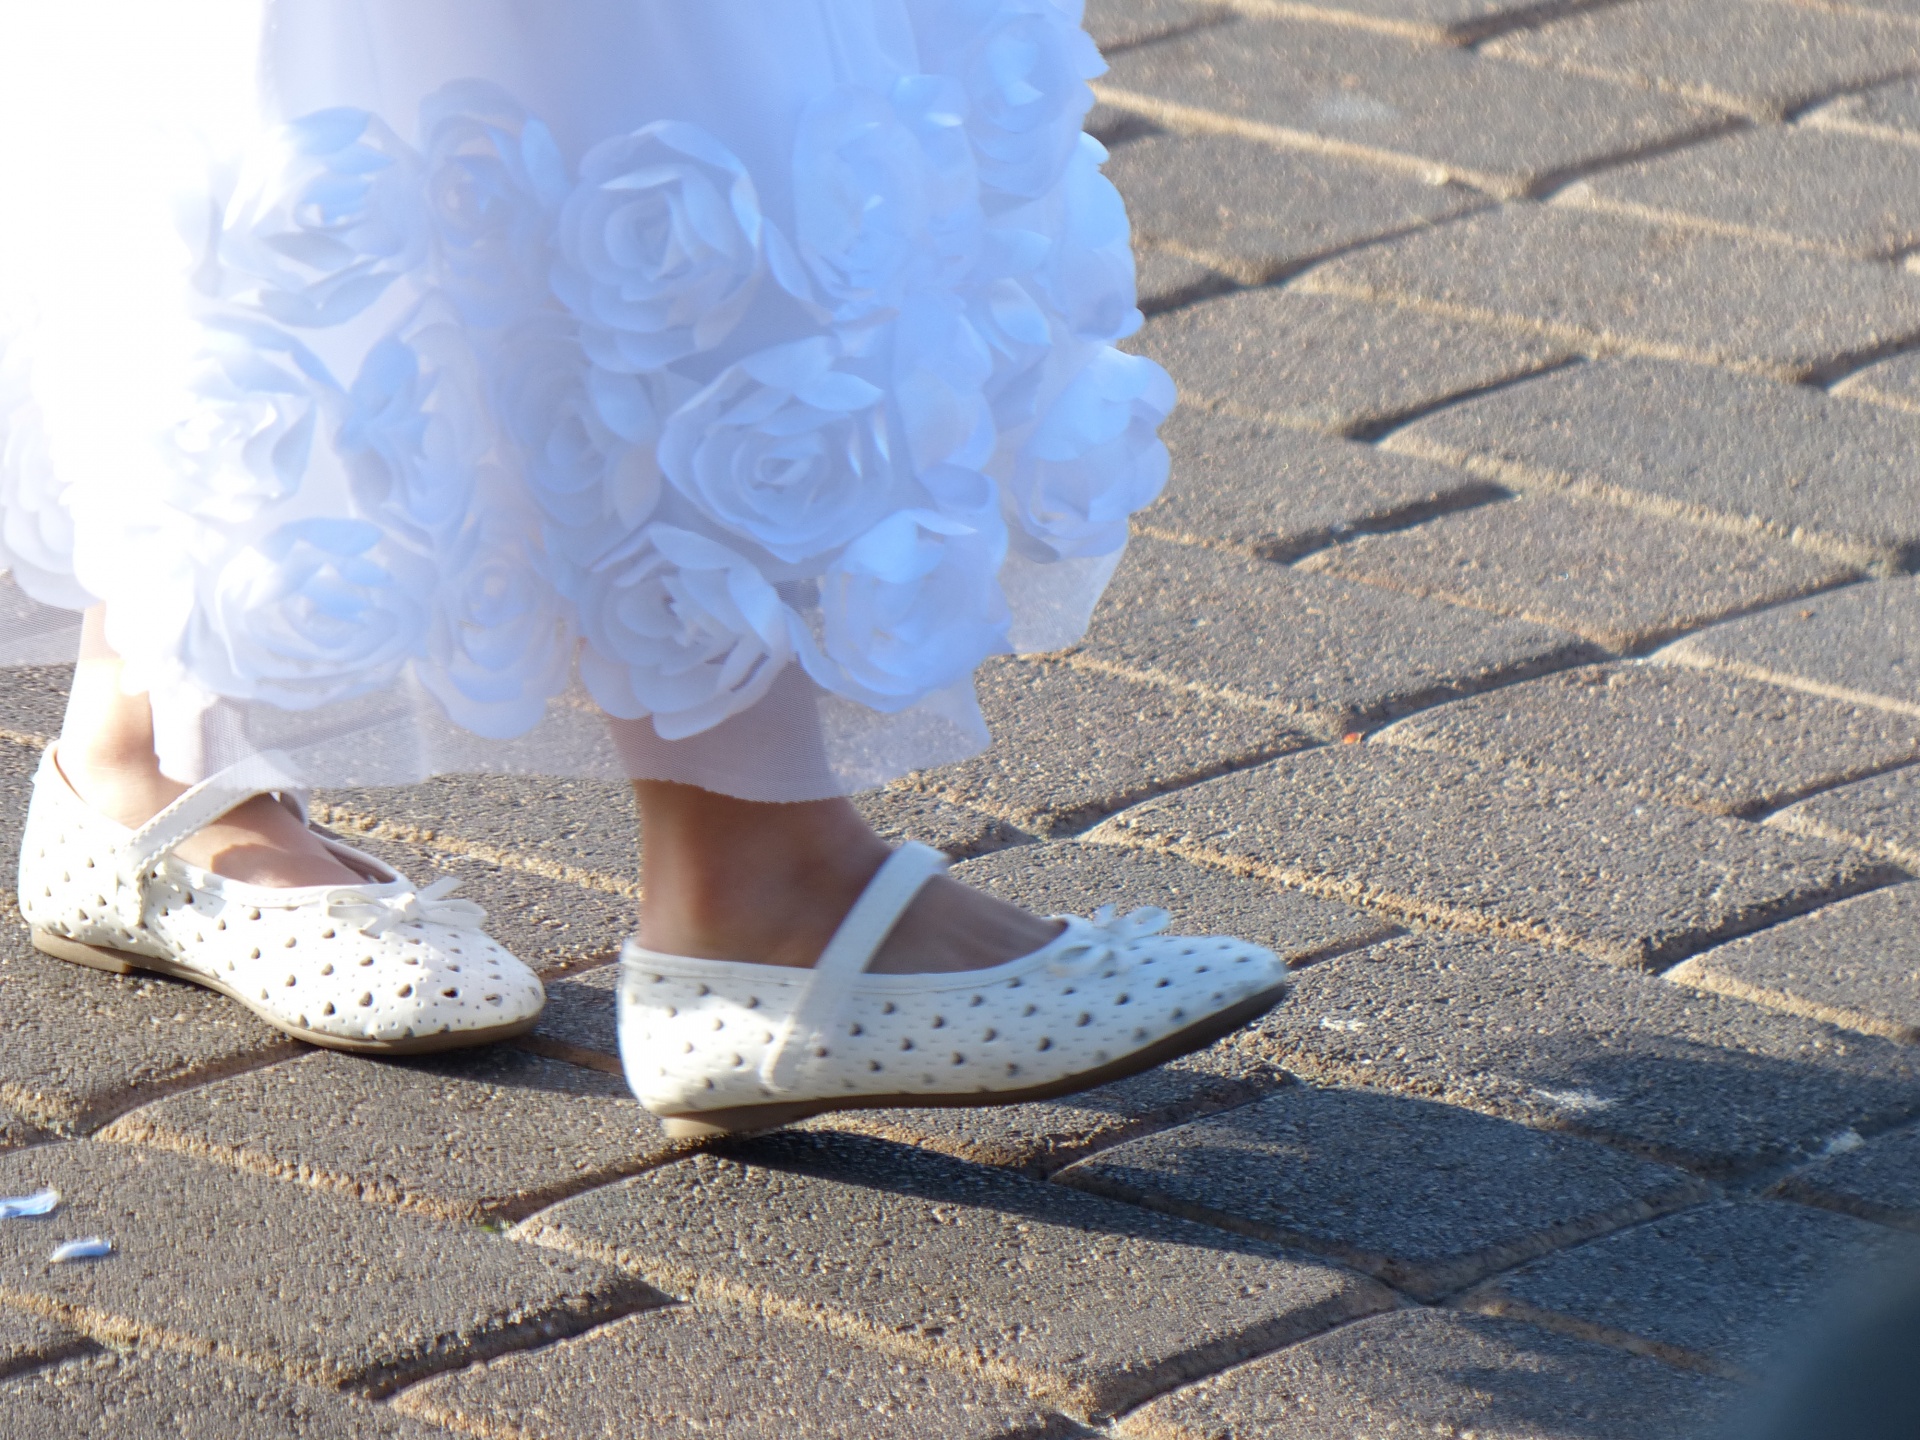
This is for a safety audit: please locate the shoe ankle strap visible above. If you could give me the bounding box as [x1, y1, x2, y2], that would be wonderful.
[117, 750, 310, 886]
[760, 841, 949, 1093]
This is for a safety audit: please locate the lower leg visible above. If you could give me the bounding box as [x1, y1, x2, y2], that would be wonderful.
[60, 608, 363, 887]
[633, 780, 1060, 974]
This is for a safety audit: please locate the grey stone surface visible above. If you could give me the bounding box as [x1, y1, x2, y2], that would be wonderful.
[1131, 288, 1573, 438]
[907, 657, 1309, 837]
[1303, 207, 1920, 381]
[0, 1312, 91, 1382]
[1060, 1083, 1708, 1299]
[1804, 72, 1920, 145]
[1375, 663, 1920, 817]
[1142, 408, 1503, 561]
[1833, 348, 1920, 412]
[1384, 359, 1920, 569]
[397, 1304, 1082, 1440]
[1246, 0, 1630, 45]
[1133, 244, 1237, 310]
[1080, 536, 1598, 739]
[1775, 1121, 1920, 1231]
[1106, 128, 1487, 285]
[0, 1142, 657, 1396]
[1767, 765, 1920, 870]
[518, 961, 622, 1073]
[0, 667, 68, 745]
[519, 1133, 1395, 1418]
[1094, 742, 1899, 969]
[1463, 1200, 1920, 1376]
[1098, 16, 1727, 197]
[1669, 883, 1920, 1043]
[1084, 0, 1229, 51]
[856, 787, 1035, 860]
[98, 1045, 673, 1224]
[1117, 1308, 1743, 1440]
[1224, 931, 1920, 1176]
[1553, 123, 1920, 259]
[1484, 0, 1920, 119]
[1, 1351, 449, 1439]
[0, 928, 299, 1136]
[1300, 492, 1858, 652]
[1660, 577, 1920, 713]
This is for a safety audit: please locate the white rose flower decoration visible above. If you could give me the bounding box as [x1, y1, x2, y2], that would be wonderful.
[660, 338, 903, 566]
[1038, 135, 1142, 343]
[1004, 345, 1175, 560]
[0, 342, 87, 608]
[188, 518, 432, 710]
[168, 321, 338, 527]
[421, 81, 572, 329]
[799, 495, 1011, 711]
[891, 293, 995, 475]
[338, 305, 487, 546]
[219, 109, 429, 329]
[492, 317, 671, 562]
[552, 122, 774, 373]
[794, 78, 981, 320]
[574, 524, 796, 739]
[909, 0, 1104, 201]
[420, 508, 573, 739]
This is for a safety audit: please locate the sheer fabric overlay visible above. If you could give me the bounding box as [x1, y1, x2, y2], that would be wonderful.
[0, 0, 1171, 799]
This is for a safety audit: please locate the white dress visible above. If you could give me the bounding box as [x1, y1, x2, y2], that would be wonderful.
[0, 0, 1172, 800]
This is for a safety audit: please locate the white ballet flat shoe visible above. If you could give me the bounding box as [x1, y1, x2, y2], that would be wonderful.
[17, 746, 544, 1054]
[618, 843, 1289, 1139]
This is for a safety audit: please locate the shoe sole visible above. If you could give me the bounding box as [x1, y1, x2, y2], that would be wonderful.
[655, 980, 1291, 1140]
[31, 929, 539, 1057]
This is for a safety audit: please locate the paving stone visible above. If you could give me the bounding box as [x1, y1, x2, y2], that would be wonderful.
[1142, 409, 1503, 561]
[398, 1302, 1083, 1440]
[1375, 663, 1920, 818]
[1660, 578, 1920, 713]
[312, 826, 633, 974]
[1669, 884, 1920, 1043]
[1246, 0, 1632, 45]
[1553, 124, 1920, 259]
[2, 1350, 449, 1439]
[1133, 244, 1237, 310]
[1774, 1121, 1920, 1230]
[1767, 765, 1920, 870]
[1130, 285, 1574, 440]
[519, 1132, 1395, 1418]
[0, 1142, 658, 1395]
[855, 787, 1034, 860]
[517, 960, 622, 1073]
[1106, 128, 1487, 285]
[1098, 16, 1727, 197]
[0, 928, 299, 1137]
[1117, 1307, 1743, 1440]
[1463, 1200, 1920, 1376]
[1084, 0, 1230, 50]
[1303, 207, 1920, 381]
[907, 657, 1310, 837]
[0, 666, 67, 745]
[0, 1312, 91, 1382]
[1484, 0, 1920, 119]
[1060, 1084, 1708, 1299]
[1080, 536, 1599, 739]
[1301, 492, 1858, 652]
[98, 1045, 673, 1224]
[1804, 73, 1920, 145]
[1094, 743, 1899, 969]
[1383, 360, 1920, 569]
[1833, 349, 1920, 412]
[1222, 931, 1920, 1176]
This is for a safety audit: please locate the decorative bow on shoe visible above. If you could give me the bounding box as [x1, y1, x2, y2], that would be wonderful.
[1045, 905, 1172, 980]
[325, 877, 488, 937]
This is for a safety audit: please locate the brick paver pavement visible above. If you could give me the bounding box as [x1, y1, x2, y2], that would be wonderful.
[5, 1, 1920, 1435]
